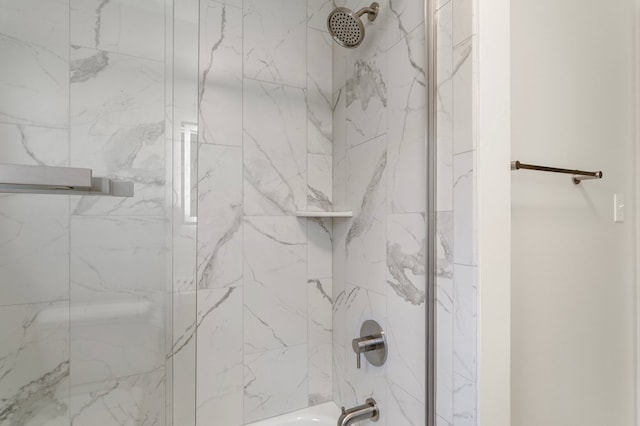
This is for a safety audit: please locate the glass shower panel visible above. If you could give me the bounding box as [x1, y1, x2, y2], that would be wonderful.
[0, 0, 177, 424]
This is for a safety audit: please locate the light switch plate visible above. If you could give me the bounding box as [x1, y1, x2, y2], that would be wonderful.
[614, 193, 625, 223]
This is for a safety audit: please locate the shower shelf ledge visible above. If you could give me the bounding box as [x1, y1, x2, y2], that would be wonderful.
[295, 210, 353, 218]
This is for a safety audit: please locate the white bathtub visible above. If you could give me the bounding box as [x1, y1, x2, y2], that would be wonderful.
[246, 402, 339, 426]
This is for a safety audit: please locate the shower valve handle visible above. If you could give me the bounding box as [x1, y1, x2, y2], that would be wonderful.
[351, 320, 387, 369]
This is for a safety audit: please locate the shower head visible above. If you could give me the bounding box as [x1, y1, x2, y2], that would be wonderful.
[327, 2, 380, 48]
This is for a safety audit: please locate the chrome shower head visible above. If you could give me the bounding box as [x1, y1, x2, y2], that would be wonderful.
[327, 2, 380, 48]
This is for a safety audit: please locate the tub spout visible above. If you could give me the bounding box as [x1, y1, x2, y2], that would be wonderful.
[337, 398, 379, 426]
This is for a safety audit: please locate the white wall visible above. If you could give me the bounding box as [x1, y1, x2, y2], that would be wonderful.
[511, 1, 637, 425]
[476, 0, 512, 424]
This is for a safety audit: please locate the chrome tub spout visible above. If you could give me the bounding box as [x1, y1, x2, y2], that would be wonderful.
[337, 398, 379, 426]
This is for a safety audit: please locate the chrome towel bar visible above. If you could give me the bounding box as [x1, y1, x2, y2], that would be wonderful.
[511, 161, 603, 185]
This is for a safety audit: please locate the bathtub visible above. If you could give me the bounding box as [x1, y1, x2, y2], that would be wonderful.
[246, 402, 339, 426]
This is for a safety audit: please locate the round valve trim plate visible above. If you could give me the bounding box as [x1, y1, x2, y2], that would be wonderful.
[360, 319, 387, 367]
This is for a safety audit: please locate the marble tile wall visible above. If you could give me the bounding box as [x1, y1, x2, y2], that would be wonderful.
[331, 0, 428, 424]
[0, 0, 170, 424]
[0, 0, 474, 425]
[181, 0, 336, 424]
[435, 0, 478, 425]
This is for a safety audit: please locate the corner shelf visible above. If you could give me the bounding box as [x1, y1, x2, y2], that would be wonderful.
[295, 211, 353, 218]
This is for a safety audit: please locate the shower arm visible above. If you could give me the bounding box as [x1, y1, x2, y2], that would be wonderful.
[355, 3, 379, 20]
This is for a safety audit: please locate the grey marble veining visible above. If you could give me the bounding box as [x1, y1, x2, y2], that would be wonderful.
[70, 0, 165, 61]
[69, 369, 166, 425]
[307, 29, 334, 156]
[0, 361, 69, 425]
[70, 50, 109, 83]
[346, 150, 387, 248]
[197, 144, 243, 290]
[0, 301, 70, 426]
[0, 0, 69, 128]
[244, 217, 307, 354]
[243, 0, 307, 88]
[70, 46, 165, 216]
[243, 79, 306, 216]
[386, 216, 426, 306]
[199, 0, 242, 147]
[196, 287, 243, 426]
[346, 59, 388, 112]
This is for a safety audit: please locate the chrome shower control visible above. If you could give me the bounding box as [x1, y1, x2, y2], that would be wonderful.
[351, 320, 387, 369]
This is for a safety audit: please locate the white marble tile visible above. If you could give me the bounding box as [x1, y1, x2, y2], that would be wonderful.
[308, 279, 332, 329]
[171, 290, 197, 426]
[173, 222, 197, 292]
[387, 213, 426, 304]
[332, 343, 346, 407]
[386, 214, 425, 402]
[308, 154, 333, 212]
[438, 415, 454, 426]
[244, 216, 307, 353]
[333, 38, 347, 97]
[70, 0, 165, 61]
[332, 43, 347, 210]
[308, 217, 333, 279]
[436, 212, 454, 425]
[196, 287, 243, 426]
[307, 29, 333, 156]
[386, 0, 425, 50]
[70, 47, 165, 216]
[307, 0, 334, 31]
[243, 345, 308, 423]
[332, 71, 347, 212]
[70, 217, 166, 384]
[0, 193, 70, 306]
[452, 0, 473, 47]
[453, 264, 477, 382]
[220, 0, 242, 7]
[0, 302, 70, 426]
[69, 369, 166, 426]
[199, 0, 243, 146]
[0, 123, 69, 166]
[345, 135, 387, 294]
[309, 342, 333, 406]
[452, 36, 473, 155]
[243, 0, 307, 88]
[332, 144, 347, 212]
[173, 0, 199, 137]
[243, 79, 307, 215]
[70, 216, 166, 301]
[0, 0, 69, 128]
[308, 278, 333, 405]
[436, 80, 453, 212]
[453, 151, 475, 265]
[345, 48, 387, 148]
[453, 372, 476, 426]
[0, 124, 70, 306]
[436, 0, 452, 11]
[197, 144, 243, 290]
[344, 284, 387, 424]
[332, 219, 348, 348]
[387, 25, 426, 214]
[386, 379, 426, 426]
[436, 1, 453, 211]
[436, 1, 453, 87]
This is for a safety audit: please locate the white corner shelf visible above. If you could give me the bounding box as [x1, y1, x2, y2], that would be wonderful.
[295, 210, 353, 218]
